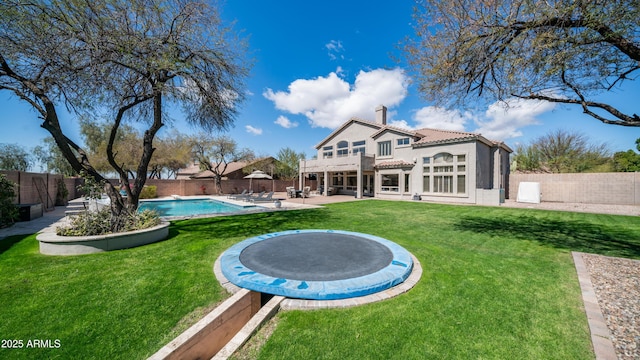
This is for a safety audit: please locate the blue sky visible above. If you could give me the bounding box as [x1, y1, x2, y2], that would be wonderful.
[1, 0, 639, 164]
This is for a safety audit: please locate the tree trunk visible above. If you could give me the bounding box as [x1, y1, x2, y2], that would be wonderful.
[215, 175, 223, 194]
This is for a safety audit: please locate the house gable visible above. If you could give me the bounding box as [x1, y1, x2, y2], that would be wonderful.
[314, 118, 382, 150]
[314, 118, 384, 159]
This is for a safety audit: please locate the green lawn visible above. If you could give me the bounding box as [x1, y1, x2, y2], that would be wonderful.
[1, 201, 639, 359]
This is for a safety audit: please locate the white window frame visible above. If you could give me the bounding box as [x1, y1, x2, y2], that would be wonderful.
[422, 152, 468, 196]
[322, 145, 333, 159]
[396, 137, 410, 147]
[378, 141, 392, 157]
[336, 141, 349, 157]
[352, 140, 366, 156]
[380, 173, 400, 192]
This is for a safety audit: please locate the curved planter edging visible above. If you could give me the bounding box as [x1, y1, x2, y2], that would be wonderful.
[37, 221, 170, 256]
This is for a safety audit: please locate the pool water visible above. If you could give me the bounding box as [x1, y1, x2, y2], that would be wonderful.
[138, 198, 256, 217]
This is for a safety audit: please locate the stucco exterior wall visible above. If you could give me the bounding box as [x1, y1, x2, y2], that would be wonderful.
[475, 142, 492, 190]
[316, 121, 380, 159]
[405, 141, 478, 204]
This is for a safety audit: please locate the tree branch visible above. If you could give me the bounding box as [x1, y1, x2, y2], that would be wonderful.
[513, 92, 640, 126]
[510, 16, 640, 62]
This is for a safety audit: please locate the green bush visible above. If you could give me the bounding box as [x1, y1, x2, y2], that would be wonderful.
[57, 208, 160, 236]
[139, 185, 157, 199]
[55, 178, 69, 206]
[57, 208, 112, 236]
[123, 209, 161, 231]
[0, 174, 18, 227]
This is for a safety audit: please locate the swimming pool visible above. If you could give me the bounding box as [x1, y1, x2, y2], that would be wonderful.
[138, 198, 258, 217]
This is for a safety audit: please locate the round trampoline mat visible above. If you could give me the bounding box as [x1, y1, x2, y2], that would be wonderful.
[220, 230, 414, 300]
[239, 232, 393, 281]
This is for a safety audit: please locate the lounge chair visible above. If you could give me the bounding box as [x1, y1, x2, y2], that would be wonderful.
[227, 189, 247, 199]
[232, 190, 253, 201]
[286, 186, 296, 198]
[301, 186, 311, 198]
[250, 191, 275, 203]
[245, 191, 265, 202]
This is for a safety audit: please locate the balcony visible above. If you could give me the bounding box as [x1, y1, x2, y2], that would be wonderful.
[300, 153, 376, 173]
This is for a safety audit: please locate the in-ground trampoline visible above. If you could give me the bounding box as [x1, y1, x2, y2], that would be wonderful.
[219, 229, 416, 301]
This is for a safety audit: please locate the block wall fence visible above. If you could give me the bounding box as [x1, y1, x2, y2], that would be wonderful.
[6, 170, 638, 206]
[0, 171, 68, 208]
[509, 172, 640, 205]
[144, 178, 317, 197]
[1, 171, 317, 206]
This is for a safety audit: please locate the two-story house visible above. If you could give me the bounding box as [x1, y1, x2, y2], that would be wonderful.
[300, 105, 512, 205]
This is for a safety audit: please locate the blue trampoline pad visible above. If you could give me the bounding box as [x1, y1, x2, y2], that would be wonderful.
[220, 229, 414, 300]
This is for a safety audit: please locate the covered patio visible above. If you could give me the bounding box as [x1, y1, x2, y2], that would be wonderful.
[299, 153, 375, 198]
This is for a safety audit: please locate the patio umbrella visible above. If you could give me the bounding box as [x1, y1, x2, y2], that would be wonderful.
[244, 170, 272, 191]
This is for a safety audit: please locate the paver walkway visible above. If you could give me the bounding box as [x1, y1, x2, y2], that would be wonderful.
[0, 206, 66, 240]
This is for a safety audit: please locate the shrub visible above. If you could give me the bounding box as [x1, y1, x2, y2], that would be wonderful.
[0, 174, 18, 227]
[57, 209, 161, 236]
[55, 178, 69, 206]
[139, 185, 157, 199]
[57, 208, 112, 236]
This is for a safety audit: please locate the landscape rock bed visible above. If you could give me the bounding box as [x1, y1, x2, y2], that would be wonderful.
[582, 253, 639, 359]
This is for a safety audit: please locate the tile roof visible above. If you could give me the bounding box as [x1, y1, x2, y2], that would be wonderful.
[178, 161, 250, 178]
[412, 128, 480, 146]
[313, 115, 512, 152]
[375, 160, 415, 169]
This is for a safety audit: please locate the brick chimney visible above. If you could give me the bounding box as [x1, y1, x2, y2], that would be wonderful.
[375, 104, 387, 125]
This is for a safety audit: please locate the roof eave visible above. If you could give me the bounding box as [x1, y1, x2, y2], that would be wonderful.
[314, 118, 382, 149]
[412, 136, 478, 148]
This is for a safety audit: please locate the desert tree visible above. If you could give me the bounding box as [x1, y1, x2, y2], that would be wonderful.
[79, 117, 143, 177]
[148, 130, 193, 179]
[513, 129, 611, 173]
[511, 143, 541, 172]
[405, 0, 640, 126]
[0, 143, 31, 171]
[276, 147, 306, 184]
[612, 138, 640, 172]
[33, 138, 76, 176]
[612, 149, 640, 172]
[0, 0, 249, 230]
[191, 134, 254, 194]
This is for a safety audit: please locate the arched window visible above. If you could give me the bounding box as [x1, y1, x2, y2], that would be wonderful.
[337, 141, 349, 157]
[422, 153, 467, 194]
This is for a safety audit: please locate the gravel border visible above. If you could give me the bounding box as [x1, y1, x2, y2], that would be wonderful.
[504, 201, 640, 359]
[581, 253, 640, 359]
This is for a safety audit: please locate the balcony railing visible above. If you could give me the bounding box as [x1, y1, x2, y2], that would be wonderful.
[301, 153, 375, 173]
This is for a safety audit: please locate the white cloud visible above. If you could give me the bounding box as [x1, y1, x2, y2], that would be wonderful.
[411, 106, 471, 131]
[263, 68, 409, 129]
[387, 119, 412, 130]
[326, 40, 344, 60]
[274, 115, 298, 129]
[474, 98, 556, 140]
[245, 125, 263, 135]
